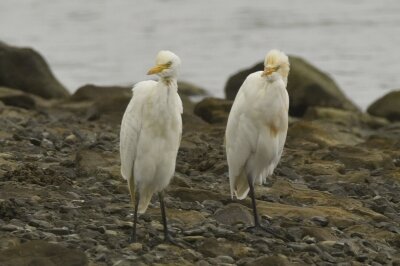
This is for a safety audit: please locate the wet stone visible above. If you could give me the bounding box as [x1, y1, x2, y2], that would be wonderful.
[214, 203, 253, 226]
[28, 219, 52, 228]
[49, 227, 70, 235]
[215, 255, 235, 264]
[311, 216, 329, 227]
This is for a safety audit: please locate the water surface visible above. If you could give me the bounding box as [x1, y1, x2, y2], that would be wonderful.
[1, 0, 400, 109]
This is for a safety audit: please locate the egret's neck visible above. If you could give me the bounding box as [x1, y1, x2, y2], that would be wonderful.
[282, 77, 288, 87]
[160, 76, 177, 89]
[154, 77, 178, 117]
[266, 73, 287, 87]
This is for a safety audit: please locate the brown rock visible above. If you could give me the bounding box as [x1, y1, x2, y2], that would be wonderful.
[246, 255, 291, 266]
[367, 90, 400, 121]
[148, 209, 206, 227]
[70, 84, 132, 102]
[304, 107, 388, 129]
[213, 203, 253, 226]
[0, 240, 88, 266]
[75, 148, 120, 177]
[287, 120, 363, 148]
[329, 145, 395, 170]
[0, 87, 36, 109]
[178, 81, 208, 96]
[169, 187, 226, 202]
[301, 227, 338, 242]
[86, 94, 130, 122]
[198, 238, 250, 258]
[0, 42, 69, 99]
[194, 97, 233, 124]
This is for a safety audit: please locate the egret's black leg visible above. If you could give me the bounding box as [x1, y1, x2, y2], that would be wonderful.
[158, 191, 191, 248]
[158, 191, 170, 241]
[247, 174, 260, 227]
[130, 192, 139, 242]
[246, 175, 289, 242]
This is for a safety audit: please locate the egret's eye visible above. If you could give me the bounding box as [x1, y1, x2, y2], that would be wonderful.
[166, 61, 172, 67]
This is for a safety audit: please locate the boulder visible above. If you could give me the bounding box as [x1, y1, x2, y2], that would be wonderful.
[178, 81, 208, 96]
[62, 84, 132, 123]
[225, 62, 261, 101]
[0, 87, 36, 109]
[0, 240, 88, 266]
[194, 97, 233, 124]
[177, 81, 207, 114]
[0, 42, 69, 99]
[70, 84, 132, 102]
[224, 56, 359, 117]
[86, 95, 131, 123]
[367, 90, 400, 121]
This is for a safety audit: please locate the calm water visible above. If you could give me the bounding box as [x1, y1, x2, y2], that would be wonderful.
[1, 0, 400, 109]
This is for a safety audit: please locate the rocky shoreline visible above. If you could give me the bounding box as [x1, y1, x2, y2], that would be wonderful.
[1, 43, 400, 265]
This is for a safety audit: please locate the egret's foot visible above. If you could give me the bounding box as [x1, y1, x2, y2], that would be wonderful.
[245, 224, 289, 242]
[129, 231, 137, 243]
[129, 235, 137, 243]
[164, 234, 192, 249]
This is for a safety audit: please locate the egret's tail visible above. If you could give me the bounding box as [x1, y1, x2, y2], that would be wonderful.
[128, 177, 153, 214]
[232, 172, 250, 200]
[137, 189, 153, 214]
[128, 175, 136, 207]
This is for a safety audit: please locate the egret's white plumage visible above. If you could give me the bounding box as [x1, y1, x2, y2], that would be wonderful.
[120, 51, 183, 215]
[226, 50, 290, 203]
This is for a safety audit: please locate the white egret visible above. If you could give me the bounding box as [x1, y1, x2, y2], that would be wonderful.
[225, 49, 290, 235]
[120, 51, 183, 243]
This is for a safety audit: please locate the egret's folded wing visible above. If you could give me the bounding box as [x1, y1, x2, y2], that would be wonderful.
[120, 80, 156, 180]
[226, 76, 257, 198]
[175, 93, 183, 143]
[274, 90, 289, 167]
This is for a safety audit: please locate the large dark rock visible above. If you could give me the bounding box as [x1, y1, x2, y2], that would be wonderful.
[0, 42, 69, 99]
[0, 240, 88, 266]
[367, 90, 400, 121]
[0, 87, 36, 109]
[178, 80, 208, 96]
[225, 62, 261, 101]
[62, 84, 132, 123]
[194, 97, 233, 124]
[70, 84, 132, 102]
[224, 56, 359, 117]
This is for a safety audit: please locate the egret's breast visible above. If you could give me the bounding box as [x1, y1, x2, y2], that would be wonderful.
[142, 91, 181, 139]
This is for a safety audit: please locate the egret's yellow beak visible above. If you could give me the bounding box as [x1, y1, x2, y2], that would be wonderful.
[147, 64, 169, 75]
[263, 66, 280, 76]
